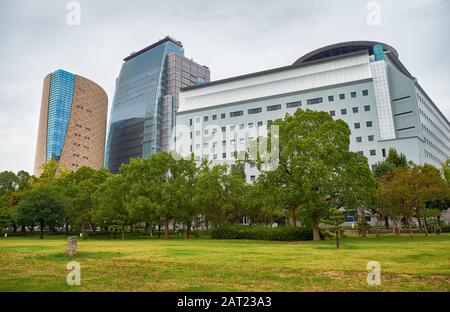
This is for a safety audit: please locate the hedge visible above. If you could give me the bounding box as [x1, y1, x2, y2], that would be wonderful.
[211, 224, 324, 241]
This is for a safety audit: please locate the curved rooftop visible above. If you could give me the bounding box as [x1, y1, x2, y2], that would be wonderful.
[293, 41, 398, 65]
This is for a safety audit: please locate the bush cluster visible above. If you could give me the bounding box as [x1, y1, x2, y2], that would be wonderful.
[211, 224, 323, 241]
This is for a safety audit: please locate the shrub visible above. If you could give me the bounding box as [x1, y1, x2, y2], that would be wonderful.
[211, 224, 323, 241]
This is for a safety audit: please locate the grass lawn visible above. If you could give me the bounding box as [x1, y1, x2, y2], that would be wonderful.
[0, 234, 449, 291]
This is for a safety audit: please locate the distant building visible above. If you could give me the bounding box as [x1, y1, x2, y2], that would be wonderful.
[105, 36, 210, 173]
[176, 41, 450, 182]
[34, 69, 108, 177]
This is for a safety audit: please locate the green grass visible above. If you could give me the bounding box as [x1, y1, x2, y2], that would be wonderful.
[0, 234, 449, 291]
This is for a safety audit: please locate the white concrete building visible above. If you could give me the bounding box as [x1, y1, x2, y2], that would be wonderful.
[174, 41, 450, 182]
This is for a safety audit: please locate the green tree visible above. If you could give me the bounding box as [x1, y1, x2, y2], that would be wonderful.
[337, 153, 376, 237]
[323, 208, 346, 248]
[16, 187, 66, 239]
[63, 167, 111, 234]
[442, 159, 450, 185]
[255, 109, 357, 240]
[93, 174, 130, 239]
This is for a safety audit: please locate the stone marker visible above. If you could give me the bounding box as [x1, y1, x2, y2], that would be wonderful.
[66, 236, 78, 256]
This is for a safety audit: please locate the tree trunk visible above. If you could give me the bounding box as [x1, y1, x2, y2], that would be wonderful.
[172, 220, 176, 232]
[158, 222, 161, 238]
[39, 222, 44, 239]
[312, 217, 321, 241]
[164, 217, 169, 239]
[205, 220, 209, 231]
[21, 225, 25, 232]
[289, 206, 297, 227]
[335, 228, 339, 249]
[408, 217, 413, 238]
[186, 221, 191, 239]
[65, 222, 69, 233]
[375, 220, 381, 238]
[423, 217, 428, 237]
[384, 216, 389, 229]
[121, 224, 125, 240]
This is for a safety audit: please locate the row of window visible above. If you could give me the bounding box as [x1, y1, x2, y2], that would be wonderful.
[417, 92, 450, 134]
[419, 108, 450, 147]
[73, 133, 91, 140]
[424, 149, 444, 164]
[329, 105, 371, 116]
[357, 148, 387, 158]
[422, 124, 450, 155]
[355, 135, 375, 143]
[191, 90, 370, 124]
[76, 105, 93, 113]
[308, 90, 369, 105]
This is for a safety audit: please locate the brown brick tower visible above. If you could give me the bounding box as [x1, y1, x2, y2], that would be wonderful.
[33, 70, 108, 176]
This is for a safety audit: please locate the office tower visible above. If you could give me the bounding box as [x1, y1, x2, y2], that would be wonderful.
[176, 41, 450, 182]
[105, 36, 210, 173]
[34, 69, 108, 177]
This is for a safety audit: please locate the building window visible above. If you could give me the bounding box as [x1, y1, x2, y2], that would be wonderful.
[357, 151, 364, 156]
[307, 97, 323, 105]
[352, 107, 359, 113]
[221, 126, 226, 132]
[286, 101, 301, 108]
[204, 116, 208, 122]
[204, 129, 209, 135]
[230, 111, 243, 118]
[213, 154, 217, 160]
[330, 110, 335, 116]
[351, 92, 357, 98]
[248, 123, 254, 128]
[382, 148, 386, 157]
[230, 125, 235, 131]
[341, 109, 347, 115]
[212, 115, 217, 120]
[222, 153, 226, 159]
[257, 121, 263, 127]
[356, 136, 362, 143]
[189, 119, 192, 126]
[364, 105, 371, 111]
[362, 90, 369, 96]
[222, 140, 226, 146]
[354, 123, 361, 129]
[195, 131, 200, 136]
[267, 104, 281, 111]
[370, 149, 376, 156]
[366, 121, 373, 127]
[248, 107, 262, 114]
[339, 94, 345, 100]
[368, 135, 374, 142]
[328, 95, 334, 102]
[239, 124, 244, 130]
[195, 117, 200, 123]
[221, 113, 226, 119]
[250, 175, 256, 182]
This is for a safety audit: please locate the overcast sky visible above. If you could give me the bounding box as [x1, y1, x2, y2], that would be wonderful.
[0, 0, 449, 174]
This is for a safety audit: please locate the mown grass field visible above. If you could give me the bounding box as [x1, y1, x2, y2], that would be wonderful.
[0, 234, 449, 291]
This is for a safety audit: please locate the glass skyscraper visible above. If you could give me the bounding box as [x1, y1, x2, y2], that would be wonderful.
[105, 36, 210, 173]
[46, 70, 76, 162]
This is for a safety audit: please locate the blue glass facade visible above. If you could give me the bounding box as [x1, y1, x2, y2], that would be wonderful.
[105, 38, 184, 172]
[46, 69, 75, 162]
